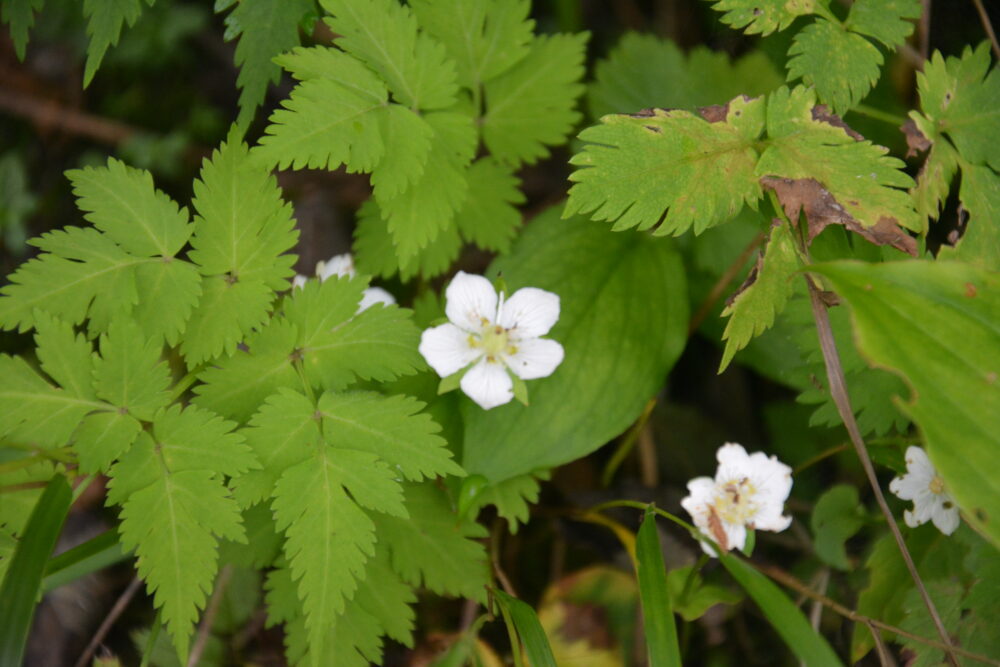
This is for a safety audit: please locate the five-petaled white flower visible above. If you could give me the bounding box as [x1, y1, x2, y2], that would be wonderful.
[419, 271, 564, 410]
[681, 443, 793, 556]
[889, 446, 959, 536]
[293, 252, 395, 311]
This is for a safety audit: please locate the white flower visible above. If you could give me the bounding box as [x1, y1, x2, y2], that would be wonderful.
[681, 443, 793, 556]
[889, 446, 960, 536]
[419, 271, 564, 410]
[294, 252, 395, 311]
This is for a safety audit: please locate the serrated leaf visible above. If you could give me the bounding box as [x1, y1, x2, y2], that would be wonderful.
[908, 113, 958, 227]
[462, 471, 547, 533]
[377, 111, 475, 262]
[223, 0, 313, 128]
[32, 310, 96, 401]
[588, 32, 783, 118]
[275, 45, 384, 93]
[410, 0, 533, 88]
[812, 260, 1000, 548]
[847, 0, 921, 47]
[73, 410, 142, 474]
[759, 86, 919, 233]
[322, 0, 458, 110]
[370, 104, 434, 201]
[284, 275, 367, 347]
[719, 220, 799, 371]
[318, 391, 462, 481]
[566, 94, 765, 236]
[2, 0, 45, 59]
[181, 277, 276, 365]
[81, 0, 150, 87]
[705, 0, 818, 35]
[810, 484, 865, 570]
[667, 565, 742, 621]
[66, 158, 192, 257]
[93, 318, 170, 421]
[152, 404, 257, 479]
[132, 259, 202, 347]
[482, 32, 587, 165]
[453, 157, 525, 253]
[898, 581, 964, 667]
[941, 162, 1000, 270]
[0, 460, 56, 537]
[787, 19, 882, 114]
[375, 482, 488, 599]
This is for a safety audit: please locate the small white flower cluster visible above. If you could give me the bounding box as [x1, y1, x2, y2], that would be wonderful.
[889, 446, 960, 535]
[293, 253, 395, 312]
[419, 271, 565, 410]
[681, 443, 793, 556]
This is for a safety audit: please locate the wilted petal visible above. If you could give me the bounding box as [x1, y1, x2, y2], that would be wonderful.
[446, 272, 498, 332]
[419, 323, 480, 378]
[358, 286, 396, 312]
[317, 253, 356, 281]
[499, 287, 561, 338]
[460, 357, 513, 410]
[503, 338, 564, 380]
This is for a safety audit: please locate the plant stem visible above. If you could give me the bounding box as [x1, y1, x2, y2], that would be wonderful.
[688, 231, 765, 336]
[187, 565, 233, 667]
[793, 443, 849, 474]
[971, 0, 1000, 59]
[600, 397, 657, 486]
[74, 577, 144, 667]
[850, 104, 908, 126]
[139, 609, 162, 667]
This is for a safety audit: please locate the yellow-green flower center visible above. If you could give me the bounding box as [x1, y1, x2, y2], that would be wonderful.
[471, 323, 514, 362]
[929, 476, 946, 495]
[713, 477, 759, 525]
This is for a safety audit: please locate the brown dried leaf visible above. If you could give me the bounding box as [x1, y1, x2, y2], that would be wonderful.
[901, 118, 932, 158]
[811, 105, 864, 141]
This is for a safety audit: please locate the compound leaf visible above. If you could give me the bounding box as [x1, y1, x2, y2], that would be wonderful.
[704, 0, 817, 35]
[32, 310, 96, 401]
[93, 318, 170, 421]
[787, 19, 882, 114]
[453, 157, 525, 253]
[81, 0, 149, 87]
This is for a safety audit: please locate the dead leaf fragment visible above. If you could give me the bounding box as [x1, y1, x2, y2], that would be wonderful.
[811, 105, 864, 141]
[901, 118, 932, 158]
[761, 175, 918, 256]
[698, 104, 729, 123]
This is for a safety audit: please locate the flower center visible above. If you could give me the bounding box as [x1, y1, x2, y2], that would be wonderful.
[929, 476, 946, 495]
[473, 323, 512, 362]
[712, 477, 759, 526]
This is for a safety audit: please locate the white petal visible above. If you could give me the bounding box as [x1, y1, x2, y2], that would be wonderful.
[419, 323, 480, 378]
[446, 272, 498, 332]
[903, 508, 924, 528]
[909, 493, 937, 525]
[498, 287, 561, 338]
[889, 473, 927, 501]
[715, 442, 752, 482]
[721, 521, 747, 552]
[358, 286, 396, 312]
[931, 500, 960, 535]
[292, 274, 308, 289]
[460, 357, 514, 410]
[317, 253, 356, 281]
[503, 338, 564, 380]
[903, 446, 938, 477]
[752, 510, 792, 533]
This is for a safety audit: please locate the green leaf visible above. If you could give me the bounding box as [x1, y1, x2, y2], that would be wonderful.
[74, 410, 142, 473]
[410, 0, 533, 88]
[463, 208, 688, 482]
[453, 157, 525, 253]
[719, 220, 799, 371]
[93, 318, 170, 421]
[812, 260, 1000, 548]
[720, 554, 843, 667]
[132, 259, 202, 347]
[635, 509, 681, 666]
[493, 590, 557, 667]
[941, 163, 1000, 270]
[81, 0, 150, 87]
[375, 482, 489, 600]
[223, 0, 313, 128]
[32, 309, 96, 401]
[370, 104, 434, 201]
[786, 19, 882, 114]
[66, 158, 192, 257]
[322, 0, 458, 110]
[704, 0, 817, 36]
[846, 0, 921, 47]
[42, 528, 127, 592]
[354, 198, 463, 281]
[182, 278, 277, 367]
[565, 94, 765, 236]
[482, 32, 587, 165]
[898, 581, 964, 667]
[666, 566, 742, 621]
[810, 484, 866, 570]
[1, 0, 45, 59]
[908, 113, 958, 228]
[0, 475, 71, 667]
[318, 391, 463, 481]
[463, 471, 547, 533]
[588, 33, 783, 118]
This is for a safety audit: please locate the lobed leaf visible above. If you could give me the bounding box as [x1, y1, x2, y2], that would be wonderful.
[1, 0, 44, 59]
[704, 0, 817, 36]
[846, 0, 921, 47]
[452, 157, 525, 253]
[81, 0, 150, 87]
[93, 318, 171, 421]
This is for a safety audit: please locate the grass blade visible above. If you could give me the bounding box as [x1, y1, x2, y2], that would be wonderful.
[42, 528, 127, 592]
[636, 506, 682, 666]
[493, 589, 557, 667]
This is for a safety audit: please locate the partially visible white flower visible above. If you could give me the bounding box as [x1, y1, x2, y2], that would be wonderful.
[681, 443, 793, 556]
[294, 252, 395, 310]
[419, 271, 564, 410]
[889, 446, 960, 535]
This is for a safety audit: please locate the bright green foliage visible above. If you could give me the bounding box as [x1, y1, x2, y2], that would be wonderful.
[463, 208, 688, 482]
[370, 105, 434, 201]
[786, 20, 882, 114]
[322, 0, 458, 110]
[719, 221, 799, 371]
[32, 310, 96, 401]
[667, 566, 742, 621]
[107, 406, 254, 661]
[453, 157, 525, 253]
[462, 471, 548, 533]
[482, 33, 587, 165]
[810, 485, 866, 570]
[944, 164, 1000, 270]
[410, 0, 533, 90]
[81, 0, 153, 87]
[847, 0, 922, 47]
[566, 95, 765, 236]
[375, 483, 489, 600]
[813, 260, 1000, 548]
[1, 0, 44, 59]
[184, 134, 297, 364]
[705, 0, 817, 35]
[222, 0, 314, 128]
[93, 319, 170, 421]
[588, 32, 783, 118]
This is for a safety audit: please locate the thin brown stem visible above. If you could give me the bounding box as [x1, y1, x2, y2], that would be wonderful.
[688, 232, 765, 335]
[489, 520, 517, 597]
[758, 564, 1000, 666]
[919, 0, 931, 62]
[75, 577, 144, 667]
[868, 619, 897, 667]
[0, 89, 136, 145]
[805, 280, 960, 667]
[793, 442, 850, 474]
[187, 565, 233, 667]
[971, 0, 1000, 59]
